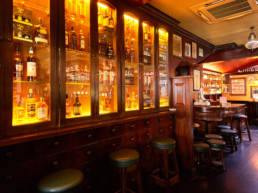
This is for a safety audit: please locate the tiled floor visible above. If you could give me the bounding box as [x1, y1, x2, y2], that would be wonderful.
[151, 126, 258, 193]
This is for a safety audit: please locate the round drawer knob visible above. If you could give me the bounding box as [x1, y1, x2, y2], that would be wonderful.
[52, 160, 59, 166]
[130, 137, 135, 142]
[53, 141, 60, 147]
[111, 128, 117, 133]
[86, 151, 92, 156]
[88, 134, 93, 138]
[112, 143, 117, 147]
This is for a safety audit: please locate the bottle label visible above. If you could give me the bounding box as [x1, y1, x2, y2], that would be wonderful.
[38, 107, 47, 120]
[80, 39, 85, 49]
[27, 104, 36, 117]
[27, 62, 36, 77]
[65, 34, 69, 46]
[16, 63, 23, 72]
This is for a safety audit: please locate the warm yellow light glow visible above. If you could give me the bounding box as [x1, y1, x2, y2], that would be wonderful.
[66, 111, 91, 119]
[160, 98, 169, 107]
[124, 14, 138, 23]
[12, 118, 49, 126]
[159, 29, 167, 35]
[142, 22, 147, 27]
[97, 2, 108, 9]
[126, 107, 139, 111]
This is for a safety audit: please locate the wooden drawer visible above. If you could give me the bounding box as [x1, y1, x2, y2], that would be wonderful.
[98, 124, 124, 139]
[142, 117, 158, 129]
[34, 136, 70, 157]
[124, 121, 139, 132]
[158, 115, 170, 127]
[0, 142, 34, 164]
[122, 132, 138, 148]
[73, 142, 100, 166]
[100, 137, 122, 154]
[138, 128, 152, 145]
[74, 128, 99, 147]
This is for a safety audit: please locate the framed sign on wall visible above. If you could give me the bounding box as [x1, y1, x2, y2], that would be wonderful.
[173, 34, 182, 57]
[193, 69, 201, 91]
[231, 78, 246, 95]
[192, 42, 197, 59]
[185, 42, 191, 57]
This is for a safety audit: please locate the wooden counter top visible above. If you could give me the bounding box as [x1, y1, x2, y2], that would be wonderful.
[194, 103, 246, 110]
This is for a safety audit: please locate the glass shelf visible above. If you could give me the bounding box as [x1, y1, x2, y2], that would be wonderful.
[124, 13, 139, 112]
[158, 28, 169, 107]
[12, 0, 51, 126]
[65, 0, 91, 118]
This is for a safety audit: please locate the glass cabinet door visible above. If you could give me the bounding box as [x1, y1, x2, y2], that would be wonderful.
[124, 13, 139, 111]
[158, 28, 169, 107]
[65, 0, 91, 118]
[98, 1, 117, 115]
[12, 0, 51, 126]
[142, 22, 155, 109]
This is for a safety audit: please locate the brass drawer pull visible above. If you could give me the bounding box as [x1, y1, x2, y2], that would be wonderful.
[130, 137, 136, 142]
[52, 160, 59, 166]
[111, 128, 117, 133]
[112, 143, 117, 148]
[53, 141, 60, 147]
[145, 120, 150, 125]
[130, 124, 135, 129]
[87, 134, 93, 139]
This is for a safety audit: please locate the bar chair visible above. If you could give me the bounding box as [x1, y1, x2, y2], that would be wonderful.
[207, 139, 226, 171]
[232, 113, 251, 142]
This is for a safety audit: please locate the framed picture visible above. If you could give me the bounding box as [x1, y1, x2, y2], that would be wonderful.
[231, 78, 246, 95]
[193, 69, 201, 91]
[173, 34, 182, 57]
[199, 47, 204, 57]
[184, 42, 191, 57]
[192, 42, 197, 59]
[251, 86, 258, 99]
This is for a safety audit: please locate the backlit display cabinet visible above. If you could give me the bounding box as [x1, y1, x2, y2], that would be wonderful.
[158, 28, 169, 107]
[124, 13, 139, 111]
[12, 0, 51, 126]
[98, 1, 117, 115]
[142, 22, 155, 109]
[65, 0, 91, 118]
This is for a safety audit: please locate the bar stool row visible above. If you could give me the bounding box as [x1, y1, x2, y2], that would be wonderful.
[37, 137, 180, 193]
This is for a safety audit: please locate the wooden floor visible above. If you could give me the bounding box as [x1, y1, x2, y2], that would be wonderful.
[150, 126, 258, 193]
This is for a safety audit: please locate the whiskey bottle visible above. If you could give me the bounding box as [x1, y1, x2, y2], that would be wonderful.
[27, 47, 37, 81]
[13, 45, 23, 80]
[106, 42, 114, 58]
[37, 97, 48, 121]
[103, 10, 109, 28]
[26, 89, 36, 119]
[79, 29, 85, 51]
[14, 100, 25, 122]
[70, 26, 77, 49]
[73, 93, 81, 116]
[66, 94, 72, 117]
[65, 28, 69, 48]
[108, 10, 114, 29]
[34, 17, 48, 44]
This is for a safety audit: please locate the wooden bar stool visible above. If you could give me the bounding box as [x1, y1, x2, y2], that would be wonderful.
[193, 122, 202, 141]
[193, 143, 211, 169]
[109, 148, 143, 193]
[38, 168, 84, 193]
[150, 137, 180, 189]
[217, 125, 231, 133]
[220, 129, 237, 152]
[207, 139, 226, 171]
[232, 113, 252, 142]
[205, 134, 223, 140]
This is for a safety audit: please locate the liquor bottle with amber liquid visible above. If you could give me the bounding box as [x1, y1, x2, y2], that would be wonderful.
[65, 28, 69, 48]
[34, 17, 48, 44]
[26, 88, 36, 119]
[79, 29, 85, 51]
[27, 47, 37, 81]
[106, 42, 114, 58]
[13, 45, 23, 80]
[37, 97, 48, 121]
[70, 26, 77, 49]
[73, 93, 81, 116]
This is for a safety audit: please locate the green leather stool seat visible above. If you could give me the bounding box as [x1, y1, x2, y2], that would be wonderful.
[221, 129, 237, 135]
[151, 137, 176, 150]
[205, 134, 223, 140]
[217, 125, 231, 130]
[233, 113, 247, 119]
[193, 143, 210, 153]
[109, 148, 139, 168]
[38, 169, 84, 193]
[207, 139, 226, 151]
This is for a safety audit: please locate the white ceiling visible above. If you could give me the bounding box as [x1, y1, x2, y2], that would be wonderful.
[149, 0, 258, 46]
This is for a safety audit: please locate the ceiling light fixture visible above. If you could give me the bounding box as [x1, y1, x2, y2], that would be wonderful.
[245, 26, 258, 50]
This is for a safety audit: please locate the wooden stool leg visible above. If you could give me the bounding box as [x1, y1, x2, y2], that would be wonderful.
[238, 120, 243, 143]
[172, 150, 179, 174]
[163, 151, 169, 181]
[220, 150, 226, 171]
[121, 168, 127, 193]
[136, 164, 144, 193]
[233, 135, 237, 151]
[245, 119, 252, 141]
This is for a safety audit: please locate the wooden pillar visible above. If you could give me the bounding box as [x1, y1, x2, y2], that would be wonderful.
[172, 76, 194, 171]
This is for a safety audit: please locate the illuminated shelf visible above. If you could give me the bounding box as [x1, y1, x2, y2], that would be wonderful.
[13, 19, 33, 26]
[14, 80, 49, 84]
[125, 107, 139, 111]
[66, 82, 90, 86]
[14, 36, 33, 43]
[99, 110, 115, 115]
[66, 48, 90, 57]
[13, 119, 49, 126]
[66, 112, 91, 119]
